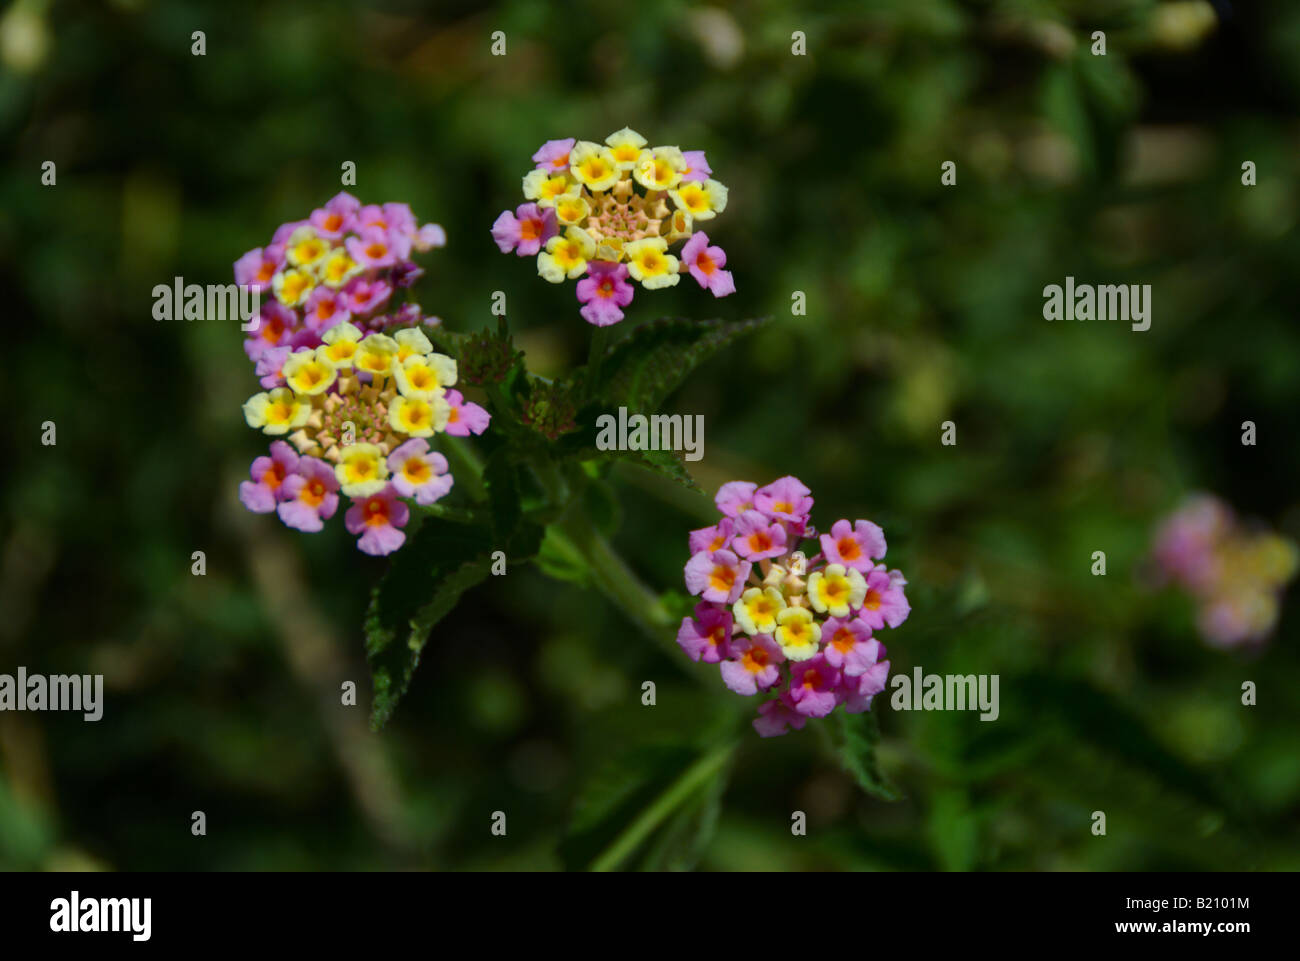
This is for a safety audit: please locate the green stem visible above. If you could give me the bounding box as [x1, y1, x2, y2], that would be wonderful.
[556, 505, 672, 643]
[588, 741, 737, 872]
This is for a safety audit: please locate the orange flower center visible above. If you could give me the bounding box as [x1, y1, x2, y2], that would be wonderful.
[301, 480, 326, 507]
[708, 565, 736, 595]
[261, 315, 286, 343]
[403, 459, 431, 484]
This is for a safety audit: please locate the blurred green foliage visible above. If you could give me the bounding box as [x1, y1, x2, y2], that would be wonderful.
[2, 0, 1299, 870]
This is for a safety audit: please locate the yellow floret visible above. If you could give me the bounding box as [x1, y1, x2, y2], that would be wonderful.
[668, 178, 728, 221]
[538, 227, 596, 282]
[282, 349, 338, 396]
[775, 606, 821, 661]
[389, 395, 449, 437]
[624, 237, 680, 289]
[569, 141, 620, 192]
[335, 443, 388, 497]
[633, 147, 686, 191]
[733, 586, 787, 636]
[243, 387, 311, 436]
[395, 352, 456, 400]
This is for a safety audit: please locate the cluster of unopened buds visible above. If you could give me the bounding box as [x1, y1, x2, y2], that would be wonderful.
[235, 197, 489, 556]
[1149, 494, 1297, 649]
[678, 477, 910, 737]
[237, 191, 447, 367]
[492, 128, 735, 326]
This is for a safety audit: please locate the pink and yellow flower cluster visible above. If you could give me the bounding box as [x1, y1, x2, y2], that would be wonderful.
[237, 192, 447, 366]
[678, 477, 910, 737]
[236, 198, 489, 556]
[1150, 494, 1297, 649]
[492, 129, 735, 326]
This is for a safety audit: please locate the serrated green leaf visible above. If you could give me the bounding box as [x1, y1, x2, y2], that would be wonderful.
[594, 316, 772, 412]
[571, 446, 700, 492]
[367, 557, 492, 730]
[835, 710, 903, 801]
[363, 517, 495, 729]
[617, 447, 700, 490]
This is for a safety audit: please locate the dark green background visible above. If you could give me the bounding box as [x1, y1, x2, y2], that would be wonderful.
[3, 0, 1298, 870]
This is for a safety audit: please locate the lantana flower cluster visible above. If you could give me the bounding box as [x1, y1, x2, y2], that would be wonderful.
[492, 128, 735, 327]
[678, 477, 910, 737]
[235, 198, 489, 556]
[237, 191, 447, 368]
[1150, 494, 1297, 649]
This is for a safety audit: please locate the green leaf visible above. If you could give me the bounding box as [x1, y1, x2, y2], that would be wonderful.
[593, 446, 701, 492]
[363, 517, 495, 730]
[549, 419, 702, 491]
[544, 316, 770, 490]
[593, 316, 772, 412]
[833, 710, 903, 801]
